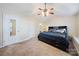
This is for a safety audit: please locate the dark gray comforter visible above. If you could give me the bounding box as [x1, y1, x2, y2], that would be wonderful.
[40, 32, 66, 38]
[38, 32, 69, 51]
[39, 32, 67, 42]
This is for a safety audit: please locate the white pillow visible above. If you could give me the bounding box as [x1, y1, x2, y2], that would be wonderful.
[56, 29, 66, 33]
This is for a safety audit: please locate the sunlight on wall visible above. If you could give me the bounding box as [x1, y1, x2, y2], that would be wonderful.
[46, 16, 77, 36]
[39, 23, 48, 32]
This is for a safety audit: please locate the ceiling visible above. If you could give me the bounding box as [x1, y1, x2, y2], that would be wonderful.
[0, 3, 79, 16]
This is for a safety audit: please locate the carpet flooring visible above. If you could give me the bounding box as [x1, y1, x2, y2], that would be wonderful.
[0, 37, 70, 56]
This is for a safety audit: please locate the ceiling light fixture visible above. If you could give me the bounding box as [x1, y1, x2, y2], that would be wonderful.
[38, 3, 54, 16]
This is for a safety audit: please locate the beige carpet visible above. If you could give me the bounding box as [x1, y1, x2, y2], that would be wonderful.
[0, 37, 70, 56]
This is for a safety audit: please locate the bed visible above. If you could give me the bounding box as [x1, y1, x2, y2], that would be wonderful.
[38, 26, 69, 52]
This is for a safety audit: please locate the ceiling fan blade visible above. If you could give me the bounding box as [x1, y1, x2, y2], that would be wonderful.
[50, 8, 54, 10]
[49, 12, 54, 14]
[38, 8, 42, 10]
[37, 13, 41, 15]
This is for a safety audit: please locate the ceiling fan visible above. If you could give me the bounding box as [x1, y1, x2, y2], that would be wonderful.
[38, 3, 54, 16]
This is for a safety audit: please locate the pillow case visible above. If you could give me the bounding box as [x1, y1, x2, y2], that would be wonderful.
[55, 29, 66, 33]
[48, 29, 66, 33]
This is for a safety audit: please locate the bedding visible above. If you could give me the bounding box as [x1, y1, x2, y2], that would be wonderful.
[38, 26, 69, 51]
[39, 32, 66, 39]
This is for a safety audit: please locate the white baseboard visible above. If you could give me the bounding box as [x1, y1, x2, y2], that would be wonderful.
[1, 36, 34, 48]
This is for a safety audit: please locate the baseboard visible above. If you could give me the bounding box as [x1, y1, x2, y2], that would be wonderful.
[2, 36, 35, 48]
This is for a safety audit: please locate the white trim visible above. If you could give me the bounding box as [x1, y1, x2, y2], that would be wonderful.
[1, 36, 34, 48]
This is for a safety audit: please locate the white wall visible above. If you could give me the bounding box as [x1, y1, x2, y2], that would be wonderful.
[0, 4, 40, 47]
[3, 15, 37, 46]
[46, 16, 77, 36]
[2, 8, 37, 46]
